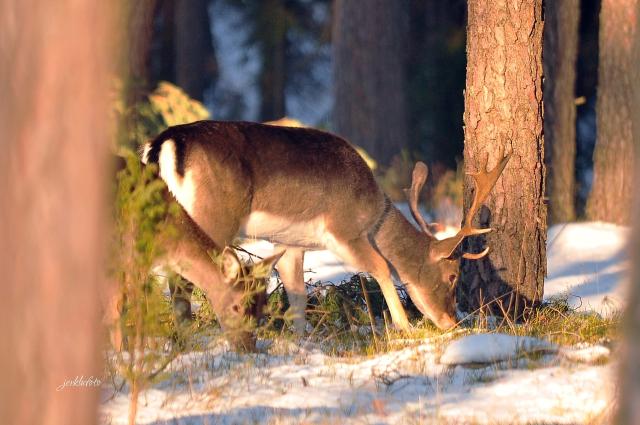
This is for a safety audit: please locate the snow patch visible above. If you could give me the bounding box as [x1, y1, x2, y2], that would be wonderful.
[545, 222, 629, 316]
[439, 333, 557, 366]
[560, 344, 611, 363]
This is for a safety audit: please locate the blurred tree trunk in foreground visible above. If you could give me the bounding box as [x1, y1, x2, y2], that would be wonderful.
[619, 177, 640, 418]
[544, 0, 579, 224]
[332, 0, 408, 166]
[616, 3, 640, 422]
[586, 0, 637, 225]
[460, 0, 546, 319]
[0, 1, 114, 425]
[175, 0, 218, 101]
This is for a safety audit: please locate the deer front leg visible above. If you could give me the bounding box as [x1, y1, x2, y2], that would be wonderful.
[275, 245, 307, 334]
[329, 236, 411, 331]
[168, 276, 194, 350]
[168, 277, 194, 325]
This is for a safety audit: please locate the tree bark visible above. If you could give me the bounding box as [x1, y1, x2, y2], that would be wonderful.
[0, 1, 114, 424]
[175, 0, 217, 101]
[332, 0, 408, 166]
[460, 0, 546, 318]
[586, 0, 637, 225]
[544, 0, 579, 224]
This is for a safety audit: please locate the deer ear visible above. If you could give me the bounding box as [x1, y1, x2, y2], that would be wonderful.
[221, 247, 243, 281]
[430, 236, 463, 262]
[260, 249, 287, 277]
[251, 251, 285, 279]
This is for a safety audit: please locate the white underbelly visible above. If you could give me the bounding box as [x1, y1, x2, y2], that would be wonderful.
[239, 211, 330, 249]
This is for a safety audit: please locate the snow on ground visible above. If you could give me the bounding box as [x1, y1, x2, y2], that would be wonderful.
[101, 338, 615, 425]
[101, 221, 628, 424]
[545, 222, 629, 316]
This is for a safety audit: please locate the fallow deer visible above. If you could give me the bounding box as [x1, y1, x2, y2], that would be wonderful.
[160, 206, 283, 349]
[140, 120, 511, 332]
[106, 190, 283, 351]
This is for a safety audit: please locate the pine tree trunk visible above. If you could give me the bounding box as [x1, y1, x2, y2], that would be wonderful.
[0, 1, 114, 424]
[332, 0, 408, 166]
[257, 0, 287, 121]
[460, 0, 546, 318]
[175, 0, 217, 101]
[586, 0, 637, 225]
[544, 0, 579, 224]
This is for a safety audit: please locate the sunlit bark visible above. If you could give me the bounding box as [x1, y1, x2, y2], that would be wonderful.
[0, 1, 114, 424]
[460, 0, 546, 318]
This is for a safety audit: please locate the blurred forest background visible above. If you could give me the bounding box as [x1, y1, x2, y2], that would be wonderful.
[126, 0, 601, 216]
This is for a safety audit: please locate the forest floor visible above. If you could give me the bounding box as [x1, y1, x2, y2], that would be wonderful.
[100, 221, 628, 425]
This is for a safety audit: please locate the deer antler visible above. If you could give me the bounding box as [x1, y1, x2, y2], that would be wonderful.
[431, 151, 512, 261]
[403, 162, 434, 237]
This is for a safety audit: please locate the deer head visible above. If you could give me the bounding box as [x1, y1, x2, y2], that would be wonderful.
[402, 152, 511, 329]
[217, 247, 284, 350]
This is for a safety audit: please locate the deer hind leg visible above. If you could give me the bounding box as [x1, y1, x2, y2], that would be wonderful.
[275, 245, 307, 334]
[329, 235, 410, 331]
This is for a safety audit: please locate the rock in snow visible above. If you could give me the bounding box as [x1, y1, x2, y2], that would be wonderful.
[439, 333, 557, 365]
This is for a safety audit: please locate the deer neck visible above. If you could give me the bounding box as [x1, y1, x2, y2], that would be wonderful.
[372, 205, 431, 284]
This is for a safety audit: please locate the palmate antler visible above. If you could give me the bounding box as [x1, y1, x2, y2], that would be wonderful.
[405, 152, 512, 261]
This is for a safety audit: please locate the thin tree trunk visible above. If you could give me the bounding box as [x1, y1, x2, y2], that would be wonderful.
[150, 0, 176, 85]
[0, 1, 114, 424]
[460, 0, 546, 318]
[175, 0, 217, 101]
[125, 0, 158, 105]
[544, 0, 579, 224]
[258, 0, 287, 121]
[332, 0, 408, 166]
[586, 0, 637, 225]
